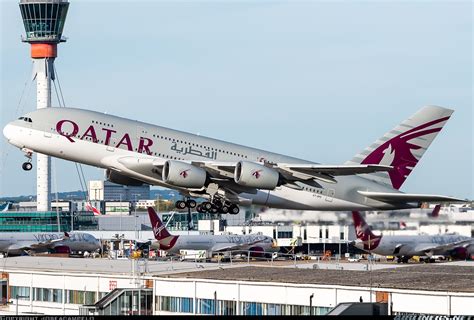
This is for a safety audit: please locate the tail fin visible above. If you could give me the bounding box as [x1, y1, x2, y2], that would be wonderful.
[346, 106, 453, 190]
[147, 207, 172, 240]
[352, 211, 382, 250]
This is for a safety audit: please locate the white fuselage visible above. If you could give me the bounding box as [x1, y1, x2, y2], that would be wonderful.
[152, 234, 277, 254]
[0, 232, 100, 256]
[3, 108, 405, 211]
[354, 234, 473, 257]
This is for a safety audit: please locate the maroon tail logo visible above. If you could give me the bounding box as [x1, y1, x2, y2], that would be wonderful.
[179, 169, 190, 179]
[361, 117, 449, 189]
[252, 170, 263, 179]
[352, 212, 382, 250]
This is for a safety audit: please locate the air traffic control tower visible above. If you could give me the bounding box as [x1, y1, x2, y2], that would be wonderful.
[19, 0, 69, 211]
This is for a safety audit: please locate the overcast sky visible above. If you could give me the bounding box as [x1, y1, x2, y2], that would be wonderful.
[1, 1, 472, 199]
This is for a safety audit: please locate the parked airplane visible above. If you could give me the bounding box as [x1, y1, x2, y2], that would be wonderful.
[0, 232, 100, 256]
[147, 207, 278, 256]
[0, 202, 11, 212]
[3, 105, 467, 214]
[85, 202, 102, 216]
[351, 211, 474, 263]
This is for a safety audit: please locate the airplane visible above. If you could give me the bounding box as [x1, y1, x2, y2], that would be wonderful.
[0, 232, 101, 256]
[85, 202, 102, 216]
[350, 211, 474, 263]
[147, 207, 278, 256]
[3, 105, 468, 214]
[0, 202, 11, 212]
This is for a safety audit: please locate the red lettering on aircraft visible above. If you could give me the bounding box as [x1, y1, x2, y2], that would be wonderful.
[80, 125, 98, 143]
[102, 128, 117, 146]
[138, 137, 153, 155]
[56, 120, 79, 142]
[116, 133, 133, 151]
[56, 120, 154, 154]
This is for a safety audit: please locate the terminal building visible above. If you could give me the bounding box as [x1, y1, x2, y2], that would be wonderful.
[1, 257, 472, 316]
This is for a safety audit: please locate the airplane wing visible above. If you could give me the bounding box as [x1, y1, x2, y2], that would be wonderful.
[210, 239, 267, 252]
[100, 154, 393, 194]
[193, 162, 393, 184]
[412, 239, 474, 255]
[10, 233, 69, 252]
[358, 191, 467, 204]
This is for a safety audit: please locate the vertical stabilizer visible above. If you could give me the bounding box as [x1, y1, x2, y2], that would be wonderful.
[346, 106, 453, 190]
[351, 211, 382, 250]
[147, 207, 172, 240]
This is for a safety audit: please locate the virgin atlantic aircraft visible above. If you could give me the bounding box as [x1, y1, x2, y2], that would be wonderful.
[3, 105, 466, 214]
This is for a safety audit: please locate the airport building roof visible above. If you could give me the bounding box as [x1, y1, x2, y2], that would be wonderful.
[165, 263, 474, 293]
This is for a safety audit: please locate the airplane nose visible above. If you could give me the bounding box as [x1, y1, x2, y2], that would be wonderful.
[3, 123, 14, 141]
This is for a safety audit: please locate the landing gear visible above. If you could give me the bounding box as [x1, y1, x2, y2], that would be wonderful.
[21, 148, 33, 171]
[174, 196, 240, 215]
[175, 199, 197, 210]
[229, 204, 240, 215]
[186, 199, 197, 209]
[22, 162, 33, 171]
[175, 200, 187, 210]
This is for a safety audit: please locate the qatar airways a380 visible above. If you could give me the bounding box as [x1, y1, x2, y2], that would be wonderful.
[3, 105, 466, 214]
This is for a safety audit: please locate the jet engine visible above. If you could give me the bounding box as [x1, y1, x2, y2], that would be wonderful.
[106, 169, 144, 186]
[449, 247, 468, 260]
[234, 161, 279, 190]
[162, 160, 207, 188]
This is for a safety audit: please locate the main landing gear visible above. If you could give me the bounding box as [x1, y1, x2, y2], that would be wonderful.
[21, 148, 33, 171]
[174, 197, 240, 215]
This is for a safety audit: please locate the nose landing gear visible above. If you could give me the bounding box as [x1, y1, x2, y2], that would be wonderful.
[21, 148, 33, 171]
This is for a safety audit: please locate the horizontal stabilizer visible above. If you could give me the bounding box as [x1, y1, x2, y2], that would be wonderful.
[358, 191, 468, 204]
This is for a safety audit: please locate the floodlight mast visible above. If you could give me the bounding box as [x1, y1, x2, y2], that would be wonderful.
[19, 0, 69, 211]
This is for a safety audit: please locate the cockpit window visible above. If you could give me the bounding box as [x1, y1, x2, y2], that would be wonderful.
[17, 117, 32, 123]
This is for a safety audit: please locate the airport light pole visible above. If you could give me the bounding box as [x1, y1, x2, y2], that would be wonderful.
[15, 295, 29, 315]
[133, 194, 139, 239]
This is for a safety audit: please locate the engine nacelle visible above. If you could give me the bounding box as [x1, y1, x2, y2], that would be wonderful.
[162, 160, 207, 188]
[106, 169, 144, 186]
[234, 161, 279, 190]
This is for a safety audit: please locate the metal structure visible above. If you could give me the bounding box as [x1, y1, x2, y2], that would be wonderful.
[19, 0, 69, 211]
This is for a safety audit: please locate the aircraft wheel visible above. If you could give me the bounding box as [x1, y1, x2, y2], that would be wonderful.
[221, 205, 229, 214]
[22, 162, 33, 171]
[196, 204, 203, 213]
[202, 202, 212, 211]
[210, 204, 219, 214]
[187, 199, 197, 209]
[175, 200, 187, 210]
[229, 204, 240, 215]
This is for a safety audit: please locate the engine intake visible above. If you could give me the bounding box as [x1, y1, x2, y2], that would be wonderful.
[234, 161, 279, 190]
[162, 160, 207, 188]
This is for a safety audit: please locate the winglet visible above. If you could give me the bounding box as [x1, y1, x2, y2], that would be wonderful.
[147, 207, 172, 240]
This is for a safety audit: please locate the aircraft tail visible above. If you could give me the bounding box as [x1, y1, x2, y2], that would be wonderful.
[147, 207, 172, 240]
[346, 106, 453, 190]
[351, 211, 382, 250]
[85, 202, 102, 216]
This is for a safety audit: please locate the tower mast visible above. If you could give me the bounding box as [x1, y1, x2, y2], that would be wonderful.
[19, 0, 69, 211]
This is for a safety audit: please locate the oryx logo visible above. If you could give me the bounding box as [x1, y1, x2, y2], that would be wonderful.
[362, 116, 450, 190]
[252, 170, 263, 179]
[179, 169, 191, 179]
